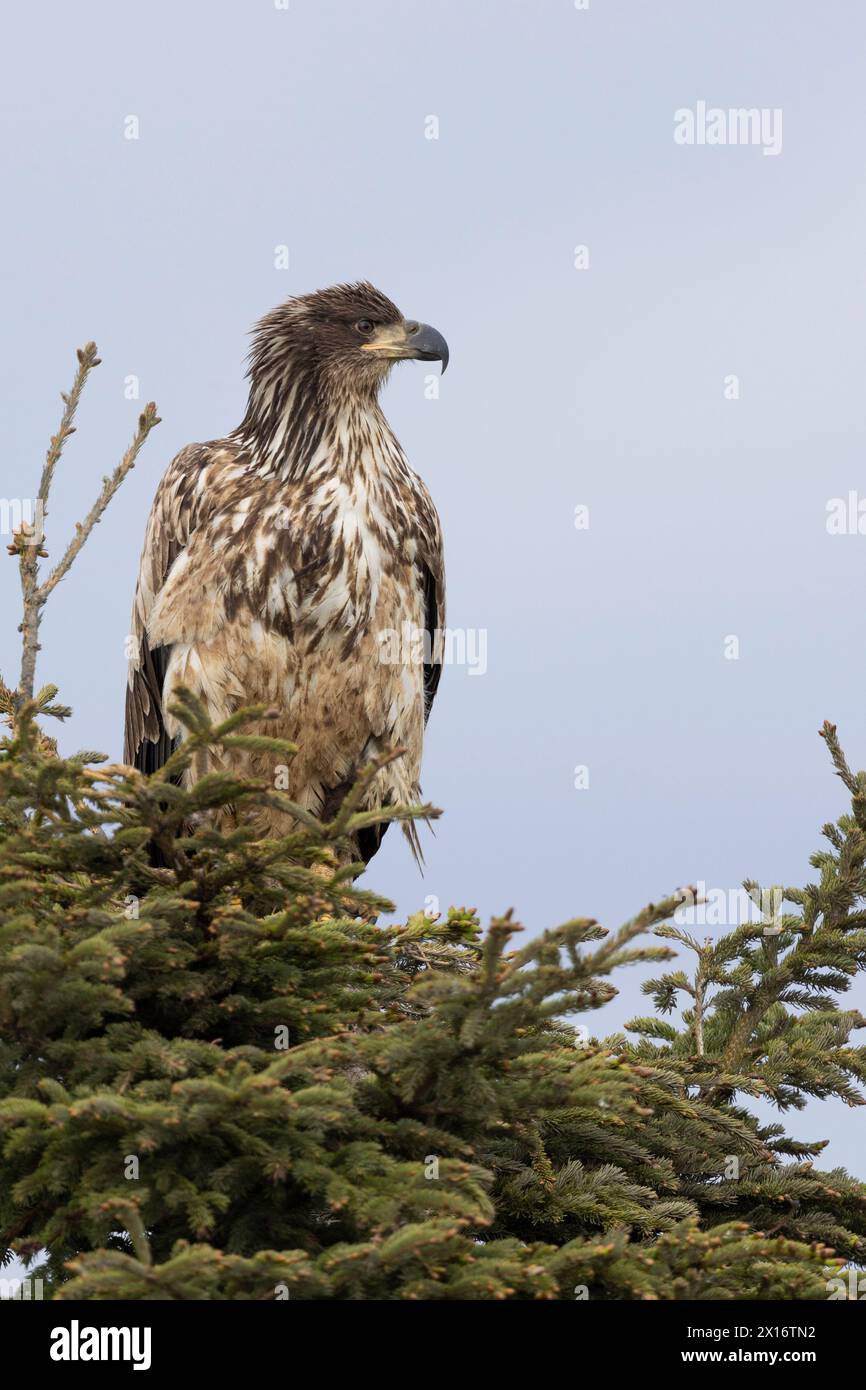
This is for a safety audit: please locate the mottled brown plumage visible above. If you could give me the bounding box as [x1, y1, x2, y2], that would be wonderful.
[124, 283, 447, 864]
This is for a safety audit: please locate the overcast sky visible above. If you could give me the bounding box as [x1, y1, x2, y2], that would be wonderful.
[1, 0, 865, 1186]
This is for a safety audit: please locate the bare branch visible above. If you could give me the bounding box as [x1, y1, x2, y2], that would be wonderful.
[11, 344, 160, 707]
[38, 341, 101, 504]
[39, 401, 161, 605]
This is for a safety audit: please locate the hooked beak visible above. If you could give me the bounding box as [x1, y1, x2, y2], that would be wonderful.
[361, 319, 449, 373]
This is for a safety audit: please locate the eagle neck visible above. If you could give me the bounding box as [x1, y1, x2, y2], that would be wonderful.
[234, 363, 392, 485]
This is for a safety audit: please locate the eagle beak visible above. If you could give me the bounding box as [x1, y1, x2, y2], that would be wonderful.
[404, 321, 449, 373]
[361, 320, 449, 373]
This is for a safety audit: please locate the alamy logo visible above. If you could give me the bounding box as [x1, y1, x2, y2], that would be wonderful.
[674, 881, 784, 934]
[826, 1267, 866, 1300]
[674, 102, 782, 156]
[0, 1276, 43, 1299]
[378, 623, 488, 676]
[0, 497, 45, 543]
[826, 492, 866, 535]
[49, 1320, 152, 1371]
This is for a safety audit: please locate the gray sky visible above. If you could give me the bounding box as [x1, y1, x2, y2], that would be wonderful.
[1, 0, 865, 1180]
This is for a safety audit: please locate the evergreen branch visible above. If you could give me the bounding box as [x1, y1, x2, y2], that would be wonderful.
[820, 720, 859, 794]
[3, 685, 866, 1294]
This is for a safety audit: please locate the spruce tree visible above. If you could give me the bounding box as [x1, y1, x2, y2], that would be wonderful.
[1, 345, 864, 1301]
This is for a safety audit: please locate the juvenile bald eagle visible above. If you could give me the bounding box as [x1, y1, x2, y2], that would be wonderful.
[124, 283, 448, 865]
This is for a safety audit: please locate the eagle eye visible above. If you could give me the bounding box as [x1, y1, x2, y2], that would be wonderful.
[355, 319, 375, 335]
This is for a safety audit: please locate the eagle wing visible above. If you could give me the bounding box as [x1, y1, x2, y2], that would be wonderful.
[123, 444, 210, 772]
[419, 524, 445, 723]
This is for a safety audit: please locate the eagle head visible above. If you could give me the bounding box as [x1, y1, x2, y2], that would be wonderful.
[247, 281, 449, 405]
